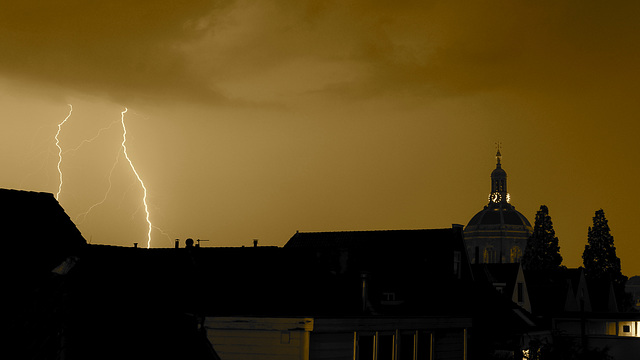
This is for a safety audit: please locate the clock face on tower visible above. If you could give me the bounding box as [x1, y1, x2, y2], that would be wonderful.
[488, 192, 511, 203]
[491, 192, 502, 203]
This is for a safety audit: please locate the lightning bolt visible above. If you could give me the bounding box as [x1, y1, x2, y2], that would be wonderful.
[120, 108, 153, 249]
[75, 152, 120, 224]
[64, 119, 119, 154]
[55, 104, 73, 201]
[72, 118, 122, 224]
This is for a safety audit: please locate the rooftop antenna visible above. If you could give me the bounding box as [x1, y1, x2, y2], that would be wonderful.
[196, 239, 209, 247]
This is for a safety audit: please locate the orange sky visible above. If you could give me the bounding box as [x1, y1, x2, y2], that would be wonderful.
[1, 1, 639, 276]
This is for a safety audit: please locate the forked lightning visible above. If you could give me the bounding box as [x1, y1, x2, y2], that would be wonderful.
[120, 108, 153, 248]
[55, 104, 73, 200]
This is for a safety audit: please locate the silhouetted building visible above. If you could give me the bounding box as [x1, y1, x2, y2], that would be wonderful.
[15, 186, 638, 359]
[1, 188, 86, 276]
[2, 189, 87, 356]
[471, 263, 531, 313]
[626, 276, 640, 311]
[464, 150, 533, 264]
[59, 230, 476, 360]
[203, 227, 475, 360]
[277, 227, 542, 360]
[524, 267, 640, 359]
[2, 188, 215, 360]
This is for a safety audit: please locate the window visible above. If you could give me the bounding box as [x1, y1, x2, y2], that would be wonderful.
[618, 321, 637, 337]
[483, 246, 496, 263]
[378, 334, 394, 360]
[280, 331, 290, 344]
[354, 331, 432, 360]
[398, 333, 415, 360]
[453, 251, 462, 278]
[517, 282, 524, 303]
[356, 334, 375, 360]
[416, 331, 432, 360]
[381, 292, 401, 305]
[510, 246, 522, 263]
[605, 322, 616, 335]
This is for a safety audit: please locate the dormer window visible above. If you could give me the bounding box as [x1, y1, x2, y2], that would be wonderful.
[383, 292, 396, 302]
[517, 282, 524, 303]
[453, 251, 461, 278]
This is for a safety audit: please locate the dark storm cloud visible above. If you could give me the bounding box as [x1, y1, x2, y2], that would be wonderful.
[315, 1, 640, 96]
[187, 0, 640, 100]
[2, 1, 639, 103]
[0, 0, 228, 103]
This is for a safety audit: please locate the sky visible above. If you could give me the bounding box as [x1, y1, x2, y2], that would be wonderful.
[1, 1, 639, 276]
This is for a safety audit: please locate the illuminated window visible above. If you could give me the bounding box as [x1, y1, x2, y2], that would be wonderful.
[483, 246, 496, 263]
[619, 321, 637, 337]
[606, 322, 616, 335]
[510, 246, 522, 263]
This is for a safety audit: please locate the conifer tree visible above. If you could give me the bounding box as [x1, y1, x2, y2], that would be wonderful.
[521, 205, 563, 270]
[582, 209, 626, 289]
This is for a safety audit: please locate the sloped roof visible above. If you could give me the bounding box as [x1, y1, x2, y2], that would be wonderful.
[2, 188, 89, 360]
[465, 204, 532, 229]
[1, 188, 86, 274]
[524, 268, 589, 318]
[472, 263, 521, 292]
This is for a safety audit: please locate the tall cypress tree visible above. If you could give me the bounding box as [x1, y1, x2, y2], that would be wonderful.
[522, 205, 563, 270]
[583, 209, 626, 289]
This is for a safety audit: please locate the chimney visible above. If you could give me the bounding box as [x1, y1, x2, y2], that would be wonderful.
[175, 239, 180, 249]
[253, 239, 258, 248]
[133, 243, 138, 248]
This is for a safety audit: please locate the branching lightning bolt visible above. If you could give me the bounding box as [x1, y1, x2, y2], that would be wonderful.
[72, 118, 123, 224]
[120, 108, 153, 249]
[75, 152, 120, 224]
[64, 119, 119, 154]
[55, 104, 73, 200]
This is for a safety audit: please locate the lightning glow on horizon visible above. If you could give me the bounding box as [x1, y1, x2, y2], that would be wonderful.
[55, 104, 73, 201]
[120, 108, 153, 249]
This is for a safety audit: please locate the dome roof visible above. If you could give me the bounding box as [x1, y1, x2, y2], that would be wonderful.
[465, 204, 532, 230]
[491, 167, 506, 178]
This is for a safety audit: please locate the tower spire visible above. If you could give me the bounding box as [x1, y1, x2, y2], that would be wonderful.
[489, 146, 509, 205]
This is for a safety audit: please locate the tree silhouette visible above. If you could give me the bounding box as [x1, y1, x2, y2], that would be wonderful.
[582, 209, 627, 300]
[522, 205, 563, 270]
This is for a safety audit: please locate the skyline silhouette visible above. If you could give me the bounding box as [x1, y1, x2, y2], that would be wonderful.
[1, 1, 639, 276]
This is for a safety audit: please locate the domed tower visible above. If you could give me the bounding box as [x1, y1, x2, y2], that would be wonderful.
[464, 150, 533, 264]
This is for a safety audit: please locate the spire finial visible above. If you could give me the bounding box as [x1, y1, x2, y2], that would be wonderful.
[495, 142, 502, 164]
